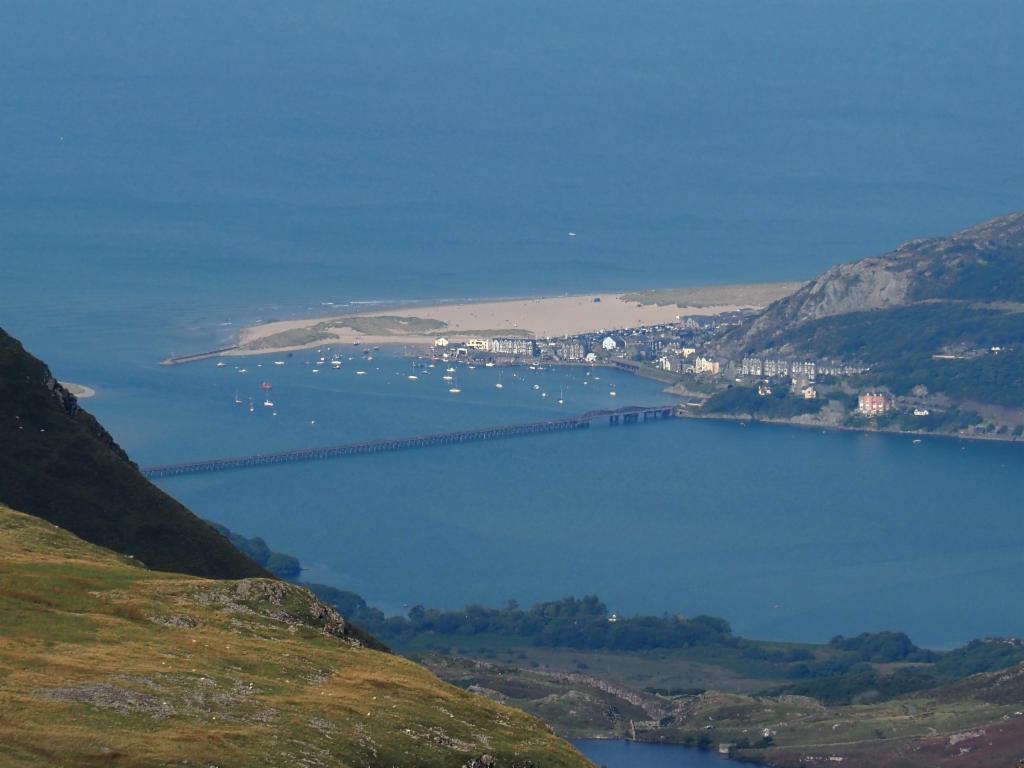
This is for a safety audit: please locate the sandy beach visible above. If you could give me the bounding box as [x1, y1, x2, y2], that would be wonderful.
[60, 382, 96, 399]
[233, 283, 800, 355]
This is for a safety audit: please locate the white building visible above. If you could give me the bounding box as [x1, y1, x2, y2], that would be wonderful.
[741, 356, 763, 377]
[693, 356, 721, 375]
[465, 338, 490, 351]
[601, 336, 618, 351]
[433, 337, 449, 348]
[490, 337, 535, 356]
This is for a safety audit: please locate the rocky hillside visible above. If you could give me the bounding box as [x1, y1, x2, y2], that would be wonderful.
[0, 504, 590, 767]
[720, 211, 1024, 356]
[0, 326, 268, 579]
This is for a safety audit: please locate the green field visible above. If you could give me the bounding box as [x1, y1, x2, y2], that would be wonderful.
[0, 505, 590, 768]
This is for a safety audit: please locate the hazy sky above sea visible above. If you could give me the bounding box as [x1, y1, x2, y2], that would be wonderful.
[3, 0, 1024, 351]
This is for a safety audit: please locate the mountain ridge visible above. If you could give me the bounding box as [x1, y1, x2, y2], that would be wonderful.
[719, 211, 1024, 357]
[0, 326, 269, 580]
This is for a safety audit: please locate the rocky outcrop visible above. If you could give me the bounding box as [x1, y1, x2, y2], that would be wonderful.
[718, 211, 1024, 355]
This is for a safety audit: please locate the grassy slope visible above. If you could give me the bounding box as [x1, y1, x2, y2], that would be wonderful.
[0, 505, 590, 768]
[0, 327, 267, 580]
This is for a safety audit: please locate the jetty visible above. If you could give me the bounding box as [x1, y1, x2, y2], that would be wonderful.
[142, 405, 678, 478]
[160, 346, 239, 366]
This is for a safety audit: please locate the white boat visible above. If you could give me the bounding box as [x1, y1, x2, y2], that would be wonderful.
[248, 398, 255, 413]
[216, 361, 226, 367]
[532, 384, 540, 390]
[557, 387, 564, 405]
[407, 374, 418, 380]
[274, 360, 286, 366]
[356, 370, 366, 375]
[448, 386, 461, 394]
[234, 391, 242, 405]
[442, 374, 453, 381]
[609, 390, 617, 397]
[263, 398, 274, 407]
[331, 360, 342, 368]
[446, 367, 456, 373]
[485, 361, 495, 367]
[312, 368, 320, 373]
[541, 392, 547, 398]
[495, 371, 504, 389]
[238, 368, 248, 374]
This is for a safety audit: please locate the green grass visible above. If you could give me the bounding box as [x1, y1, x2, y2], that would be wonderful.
[0, 505, 592, 768]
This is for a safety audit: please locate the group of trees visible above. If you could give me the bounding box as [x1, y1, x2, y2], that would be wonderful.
[756, 302, 1024, 407]
[209, 522, 302, 579]
[703, 384, 823, 418]
[306, 589, 735, 652]
[771, 633, 1024, 705]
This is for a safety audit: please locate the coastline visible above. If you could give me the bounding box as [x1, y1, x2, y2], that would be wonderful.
[674, 408, 1024, 446]
[60, 382, 96, 399]
[227, 283, 799, 357]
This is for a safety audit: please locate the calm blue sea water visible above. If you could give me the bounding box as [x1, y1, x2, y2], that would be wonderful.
[3, 1, 1024, 649]
[115, 347, 1022, 648]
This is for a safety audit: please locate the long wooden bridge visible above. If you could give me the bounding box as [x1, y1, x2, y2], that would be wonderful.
[141, 405, 678, 479]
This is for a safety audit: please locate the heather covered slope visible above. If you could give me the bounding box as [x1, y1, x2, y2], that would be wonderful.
[714, 212, 1024, 407]
[721, 211, 1024, 353]
[0, 327, 267, 579]
[0, 504, 591, 768]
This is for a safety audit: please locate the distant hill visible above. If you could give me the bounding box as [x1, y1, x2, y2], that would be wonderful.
[0, 503, 589, 767]
[0, 327, 267, 579]
[716, 212, 1024, 406]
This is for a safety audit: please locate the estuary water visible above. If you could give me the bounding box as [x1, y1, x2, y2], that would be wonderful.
[3, 0, 1024, 650]
[82, 345, 1024, 648]
[574, 740, 726, 768]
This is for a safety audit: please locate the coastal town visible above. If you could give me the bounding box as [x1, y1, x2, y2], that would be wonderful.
[166, 274, 1021, 442]
[418, 305, 1017, 440]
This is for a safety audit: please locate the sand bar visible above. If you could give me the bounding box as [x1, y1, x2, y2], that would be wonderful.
[233, 283, 801, 356]
[61, 382, 96, 399]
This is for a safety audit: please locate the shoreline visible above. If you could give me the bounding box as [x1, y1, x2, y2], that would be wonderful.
[674, 408, 1024, 446]
[228, 283, 800, 357]
[60, 382, 96, 399]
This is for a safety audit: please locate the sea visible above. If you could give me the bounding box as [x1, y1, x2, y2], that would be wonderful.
[4, 0, 1024, 670]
